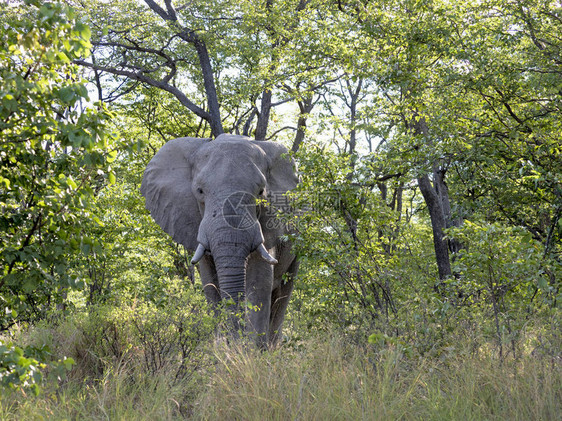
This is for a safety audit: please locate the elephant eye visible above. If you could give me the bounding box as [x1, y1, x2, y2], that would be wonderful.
[197, 188, 204, 195]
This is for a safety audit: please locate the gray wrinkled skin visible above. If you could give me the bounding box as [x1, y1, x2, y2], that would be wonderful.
[141, 134, 299, 347]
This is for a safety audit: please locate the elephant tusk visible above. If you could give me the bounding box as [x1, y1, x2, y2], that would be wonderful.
[257, 243, 278, 265]
[191, 243, 206, 264]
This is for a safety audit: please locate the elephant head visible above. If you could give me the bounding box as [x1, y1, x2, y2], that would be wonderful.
[140, 134, 298, 303]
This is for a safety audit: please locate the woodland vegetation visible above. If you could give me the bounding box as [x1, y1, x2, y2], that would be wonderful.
[1, 0, 560, 419]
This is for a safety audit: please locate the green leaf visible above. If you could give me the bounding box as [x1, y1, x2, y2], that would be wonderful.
[58, 86, 76, 103]
[56, 51, 70, 63]
[106, 150, 117, 163]
[66, 176, 78, 190]
[63, 357, 75, 370]
[74, 22, 91, 40]
[537, 276, 548, 291]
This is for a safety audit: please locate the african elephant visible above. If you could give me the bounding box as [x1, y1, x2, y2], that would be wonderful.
[140, 134, 298, 347]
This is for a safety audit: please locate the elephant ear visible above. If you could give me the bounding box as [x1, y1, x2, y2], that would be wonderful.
[254, 141, 298, 194]
[252, 141, 299, 238]
[140, 137, 209, 251]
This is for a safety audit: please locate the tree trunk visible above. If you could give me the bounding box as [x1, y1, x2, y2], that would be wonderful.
[346, 78, 362, 155]
[433, 168, 463, 254]
[255, 90, 272, 140]
[417, 173, 453, 280]
[190, 37, 223, 137]
[291, 94, 314, 153]
[413, 116, 453, 280]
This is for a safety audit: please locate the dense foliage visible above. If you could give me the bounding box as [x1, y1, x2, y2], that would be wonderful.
[0, 0, 560, 416]
[0, 0, 118, 327]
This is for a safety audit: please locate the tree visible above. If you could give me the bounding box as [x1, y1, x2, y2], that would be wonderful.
[457, 0, 562, 262]
[332, 0, 561, 284]
[69, 0, 344, 144]
[0, 0, 118, 329]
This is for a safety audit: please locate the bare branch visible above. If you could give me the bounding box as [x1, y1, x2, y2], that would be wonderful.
[143, 0, 174, 22]
[164, 0, 177, 21]
[266, 126, 297, 140]
[75, 59, 210, 121]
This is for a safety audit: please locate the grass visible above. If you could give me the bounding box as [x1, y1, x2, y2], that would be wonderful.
[0, 359, 199, 420]
[195, 338, 561, 421]
[1, 329, 559, 421]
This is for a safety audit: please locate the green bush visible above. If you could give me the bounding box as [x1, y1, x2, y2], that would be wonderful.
[0, 340, 74, 396]
[446, 222, 561, 358]
[59, 280, 219, 384]
[0, 0, 119, 330]
[290, 147, 407, 328]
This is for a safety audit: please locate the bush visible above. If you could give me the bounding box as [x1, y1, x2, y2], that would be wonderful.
[446, 222, 561, 359]
[290, 147, 406, 328]
[0, 340, 73, 396]
[1, 278, 218, 403]
[62, 280, 219, 384]
[0, 0, 119, 332]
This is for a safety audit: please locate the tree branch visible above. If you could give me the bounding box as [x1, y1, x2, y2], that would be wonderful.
[75, 59, 211, 121]
[143, 0, 173, 21]
[142, 0, 223, 135]
[266, 125, 297, 140]
[164, 0, 177, 21]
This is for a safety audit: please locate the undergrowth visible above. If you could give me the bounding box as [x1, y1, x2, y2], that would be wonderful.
[1, 308, 560, 420]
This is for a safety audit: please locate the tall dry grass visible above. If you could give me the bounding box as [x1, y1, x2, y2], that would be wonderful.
[195, 337, 561, 421]
[1, 326, 560, 420]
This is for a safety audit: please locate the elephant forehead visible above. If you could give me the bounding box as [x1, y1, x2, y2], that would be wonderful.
[196, 140, 268, 169]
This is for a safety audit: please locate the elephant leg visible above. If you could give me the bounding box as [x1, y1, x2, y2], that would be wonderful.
[269, 257, 298, 346]
[197, 255, 221, 305]
[245, 253, 274, 348]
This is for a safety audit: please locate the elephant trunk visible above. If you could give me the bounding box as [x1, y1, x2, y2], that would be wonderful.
[213, 254, 247, 302]
[206, 224, 254, 303]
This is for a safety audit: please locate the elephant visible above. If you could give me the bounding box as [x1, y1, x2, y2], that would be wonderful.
[140, 133, 299, 347]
